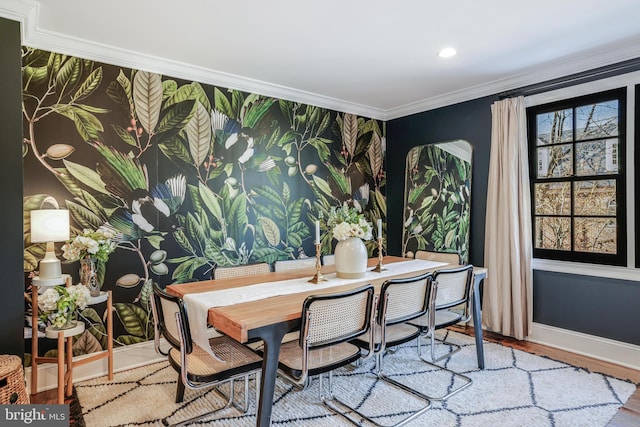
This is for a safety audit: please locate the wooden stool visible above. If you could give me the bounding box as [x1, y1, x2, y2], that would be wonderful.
[0, 355, 29, 404]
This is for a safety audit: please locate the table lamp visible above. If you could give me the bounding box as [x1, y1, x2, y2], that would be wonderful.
[30, 209, 70, 280]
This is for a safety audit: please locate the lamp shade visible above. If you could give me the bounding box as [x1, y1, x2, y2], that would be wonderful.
[30, 209, 70, 243]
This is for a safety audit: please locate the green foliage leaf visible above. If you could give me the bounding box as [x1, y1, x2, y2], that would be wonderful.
[133, 71, 163, 134]
[186, 102, 211, 165]
[308, 137, 331, 162]
[198, 182, 223, 223]
[228, 194, 248, 240]
[158, 136, 193, 166]
[66, 200, 103, 230]
[112, 124, 137, 147]
[73, 67, 103, 101]
[62, 160, 108, 194]
[116, 70, 133, 104]
[113, 303, 148, 338]
[55, 56, 80, 90]
[156, 100, 196, 134]
[243, 98, 276, 128]
[214, 88, 233, 119]
[342, 113, 358, 156]
[326, 163, 351, 195]
[173, 228, 196, 254]
[56, 105, 104, 142]
[259, 217, 280, 247]
[145, 235, 164, 249]
[312, 175, 333, 198]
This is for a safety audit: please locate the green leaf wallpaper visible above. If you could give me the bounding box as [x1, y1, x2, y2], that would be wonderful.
[22, 48, 386, 359]
[402, 143, 471, 263]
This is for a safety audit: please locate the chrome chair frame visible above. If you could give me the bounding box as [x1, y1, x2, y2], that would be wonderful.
[408, 265, 474, 400]
[276, 285, 377, 426]
[351, 272, 436, 426]
[150, 283, 262, 421]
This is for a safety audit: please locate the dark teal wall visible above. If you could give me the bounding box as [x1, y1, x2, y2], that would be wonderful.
[387, 84, 640, 346]
[0, 17, 25, 357]
[386, 96, 494, 266]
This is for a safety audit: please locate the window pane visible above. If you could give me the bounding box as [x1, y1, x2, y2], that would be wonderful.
[537, 144, 573, 178]
[536, 109, 573, 146]
[535, 182, 571, 215]
[576, 139, 619, 176]
[535, 217, 571, 250]
[574, 218, 617, 254]
[575, 100, 618, 140]
[573, 180, 616, 216]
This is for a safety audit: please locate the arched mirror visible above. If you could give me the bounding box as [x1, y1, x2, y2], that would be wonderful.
[402, 139, 472, 263]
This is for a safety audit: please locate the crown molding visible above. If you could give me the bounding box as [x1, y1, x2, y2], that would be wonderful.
[385, 36, 640, 120]
[0, 1, 388, 120]
[3, 1, 640, 122]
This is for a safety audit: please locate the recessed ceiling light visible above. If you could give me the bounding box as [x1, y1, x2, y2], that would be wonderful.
[438, 47, 457, 58]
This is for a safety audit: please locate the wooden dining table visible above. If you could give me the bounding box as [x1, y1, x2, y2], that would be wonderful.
[166, 256, 487, 427]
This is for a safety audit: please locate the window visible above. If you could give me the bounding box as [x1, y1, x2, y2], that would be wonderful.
[527, 88, 626, 266]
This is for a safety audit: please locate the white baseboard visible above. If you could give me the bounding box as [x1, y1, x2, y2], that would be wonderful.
[527, 322, 640, 371]
[26, 339, 166, 394]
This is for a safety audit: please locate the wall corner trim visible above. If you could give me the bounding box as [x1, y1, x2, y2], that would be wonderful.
[527, 322, 640, 371]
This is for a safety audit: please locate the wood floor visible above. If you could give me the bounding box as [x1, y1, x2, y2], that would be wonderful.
[31, 325, 640, 427]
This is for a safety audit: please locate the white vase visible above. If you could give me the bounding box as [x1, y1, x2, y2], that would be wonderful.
[334, 237, 368, 279]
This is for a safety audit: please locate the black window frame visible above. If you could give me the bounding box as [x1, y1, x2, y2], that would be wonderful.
[527, 88, 627, 266]
[635, 84, 640, 268]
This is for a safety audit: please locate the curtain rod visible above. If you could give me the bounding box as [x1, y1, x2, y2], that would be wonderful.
[498, 57, 640, 100]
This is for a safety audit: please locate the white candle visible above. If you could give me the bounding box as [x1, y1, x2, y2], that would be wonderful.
[315, 220, 320, 244]
[377, 218, 382, 238]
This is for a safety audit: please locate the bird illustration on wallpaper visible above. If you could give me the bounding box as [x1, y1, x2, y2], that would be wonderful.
[22, 47, 385, 357]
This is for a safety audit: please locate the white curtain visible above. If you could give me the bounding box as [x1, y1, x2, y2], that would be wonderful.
[483, 96, 533, 340]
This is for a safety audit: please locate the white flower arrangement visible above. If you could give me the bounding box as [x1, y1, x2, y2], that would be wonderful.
[38, 284, 91, 328]
[62, 227, 116, 262]
[326, 203, 373, 241]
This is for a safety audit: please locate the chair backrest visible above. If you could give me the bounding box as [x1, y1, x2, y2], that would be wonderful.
[274, 258, 316, 272]
[433, 265, 474, 310]
[415, 250, 461, 265]
[151, 282, 193, 354]
[299, 285, 375, 350]
[378, 272, 435, 326]
[213, 262, 271, 279]
[322, 254, 335, 265]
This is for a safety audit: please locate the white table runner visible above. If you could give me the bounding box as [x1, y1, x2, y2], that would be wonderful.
[183, 259, 448, 358]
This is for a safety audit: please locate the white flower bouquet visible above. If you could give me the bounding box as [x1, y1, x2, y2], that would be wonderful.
[326, 202, 373, 241]
[62, 227, 116, 262]
[38, 284, 91, 328]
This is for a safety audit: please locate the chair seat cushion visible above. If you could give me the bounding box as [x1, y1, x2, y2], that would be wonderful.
[352, 322, 420, 349]
[168, 335, 262, 382]
[278, 340, 361, 378]
[409, 309, 464, 330]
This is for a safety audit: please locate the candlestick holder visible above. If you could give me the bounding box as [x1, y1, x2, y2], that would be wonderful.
[371, 237, 387, 272]
[308, 243, 327, 283]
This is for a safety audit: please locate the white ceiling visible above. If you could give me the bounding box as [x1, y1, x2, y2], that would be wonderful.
[3, 0, 640, 120]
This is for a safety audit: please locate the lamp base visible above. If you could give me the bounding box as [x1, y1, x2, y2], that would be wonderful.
[38, 250, 62, 280]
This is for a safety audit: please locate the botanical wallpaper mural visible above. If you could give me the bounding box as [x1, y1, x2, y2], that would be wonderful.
[402, 143, 471, 263]
[22, 47, 385, 360]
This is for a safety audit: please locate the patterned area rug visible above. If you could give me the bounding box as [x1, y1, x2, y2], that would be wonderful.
[76, 331, 636, 426]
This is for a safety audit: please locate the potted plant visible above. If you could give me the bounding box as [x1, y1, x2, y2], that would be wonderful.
[326, 202, 373, 278]
[38, 284, 91, 329]
[62, 227, 116, 297]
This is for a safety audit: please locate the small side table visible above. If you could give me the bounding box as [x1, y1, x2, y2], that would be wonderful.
[30, 277, 114, 403]
[44, 322, 85, 404]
